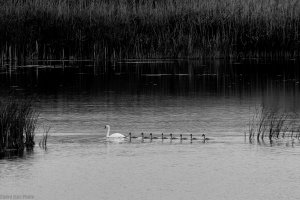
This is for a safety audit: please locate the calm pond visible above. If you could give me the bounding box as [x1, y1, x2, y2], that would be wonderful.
[0, 59, 300, 200]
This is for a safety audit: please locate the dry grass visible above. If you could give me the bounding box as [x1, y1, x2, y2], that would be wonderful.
[0, 0, 300, 60]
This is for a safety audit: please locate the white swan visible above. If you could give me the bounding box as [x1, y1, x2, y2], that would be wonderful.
[105, 125, 126, 138]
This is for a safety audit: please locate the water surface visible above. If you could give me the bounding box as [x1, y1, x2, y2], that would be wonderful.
[0, 59, 300, 200]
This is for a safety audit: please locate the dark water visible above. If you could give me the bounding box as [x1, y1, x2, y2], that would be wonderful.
[0, 59, 300, 200]
[1, 59, 300, 135]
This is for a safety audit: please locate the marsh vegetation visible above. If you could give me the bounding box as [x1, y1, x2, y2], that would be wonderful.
[0, 0, 300, 61]
[247, 108, 300, 141]
[39, 126, 50, 149]
[0, 99, 38, 155]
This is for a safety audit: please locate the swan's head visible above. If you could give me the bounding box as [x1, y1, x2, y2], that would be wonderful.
[105, 125, 110, 129]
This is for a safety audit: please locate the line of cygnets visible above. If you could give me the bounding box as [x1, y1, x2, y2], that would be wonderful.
[128, 133, 210, 142]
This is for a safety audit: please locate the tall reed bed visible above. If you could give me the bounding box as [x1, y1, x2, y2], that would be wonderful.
[0, 0, 300, 60]
[0, 99, 38, 154]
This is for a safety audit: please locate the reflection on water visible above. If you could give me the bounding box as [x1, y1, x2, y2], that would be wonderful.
[1, 59, 300, 136]
[0, 59, 300, 200]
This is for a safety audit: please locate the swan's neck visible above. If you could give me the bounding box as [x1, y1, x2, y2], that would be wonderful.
[106, 126, 110, 137]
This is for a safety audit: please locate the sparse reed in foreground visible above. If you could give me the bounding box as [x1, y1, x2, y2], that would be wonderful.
[0, 98, 38, 154]
[0, 0, 300, 60]
[39, 126, 50, 149]
[247, 108, 299, 141]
